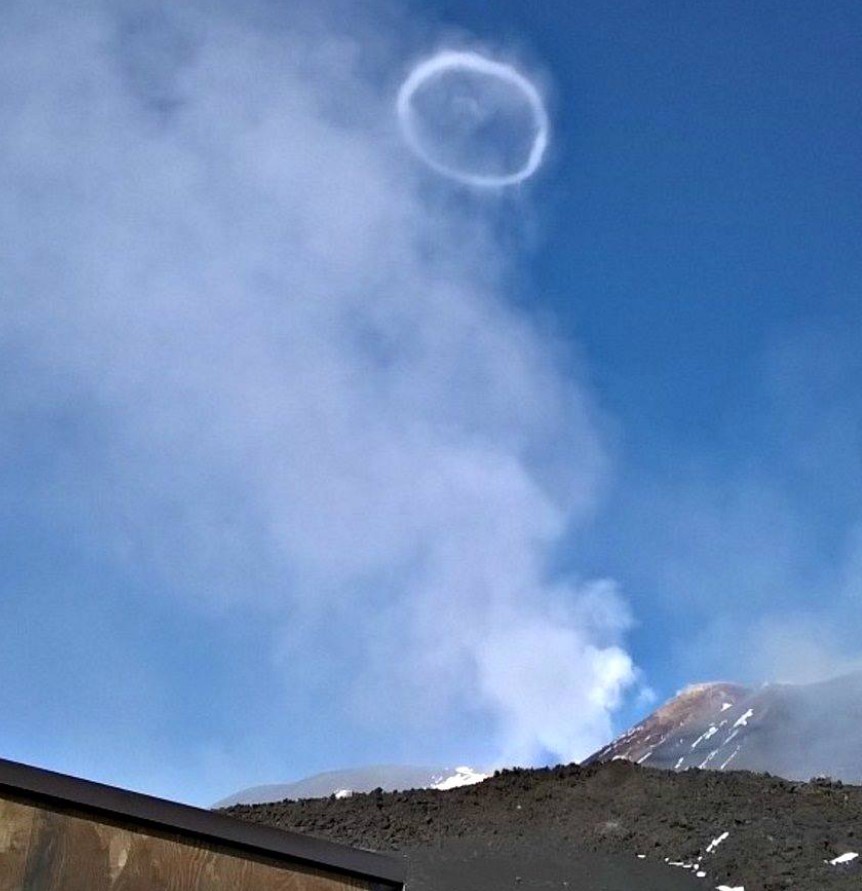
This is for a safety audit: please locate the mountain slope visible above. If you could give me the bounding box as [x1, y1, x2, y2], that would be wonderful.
[585, 671, 862, 783]
[223, 760, 862, 891]
[215, 765, 488, 807]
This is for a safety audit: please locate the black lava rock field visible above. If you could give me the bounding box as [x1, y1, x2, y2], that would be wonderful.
[223, 761, 862, 891]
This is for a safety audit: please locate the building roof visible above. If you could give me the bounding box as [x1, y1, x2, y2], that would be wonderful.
[0, 756, 404, 889]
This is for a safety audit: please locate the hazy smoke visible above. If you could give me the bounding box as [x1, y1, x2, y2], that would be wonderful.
[1, 0, 636, 773]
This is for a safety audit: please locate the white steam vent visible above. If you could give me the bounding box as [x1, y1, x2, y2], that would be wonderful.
[397, 50, 549, 187]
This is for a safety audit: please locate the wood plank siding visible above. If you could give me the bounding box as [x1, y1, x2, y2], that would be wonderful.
[0, 760, 403, 891]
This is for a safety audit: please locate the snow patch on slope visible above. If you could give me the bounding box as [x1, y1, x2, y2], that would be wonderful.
[733, 709, 754, 729]
[432, 766, 490, 790]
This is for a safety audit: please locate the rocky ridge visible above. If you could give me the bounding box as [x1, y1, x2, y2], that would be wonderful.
[224, 760, 862, 891]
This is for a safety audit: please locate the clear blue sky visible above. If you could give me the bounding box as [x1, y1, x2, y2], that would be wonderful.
[435, 0, 862, 691]
[1, 0, 860, 806]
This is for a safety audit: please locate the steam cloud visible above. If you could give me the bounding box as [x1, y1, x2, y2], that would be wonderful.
[0, 0, 636, 778]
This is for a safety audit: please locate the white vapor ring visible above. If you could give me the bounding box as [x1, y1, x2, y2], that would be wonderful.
[397, 50, 549, 188]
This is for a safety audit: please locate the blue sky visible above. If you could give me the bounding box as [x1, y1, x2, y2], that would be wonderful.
[1, 0, 860, 806]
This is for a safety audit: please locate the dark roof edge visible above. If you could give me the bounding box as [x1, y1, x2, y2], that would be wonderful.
[0, 757, 404, 887]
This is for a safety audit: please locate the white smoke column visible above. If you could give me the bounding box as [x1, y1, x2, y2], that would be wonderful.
[397, 50, 549, 187]
[0, 0, 636, 770]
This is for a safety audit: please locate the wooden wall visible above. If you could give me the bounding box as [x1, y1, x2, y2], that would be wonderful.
[0, 797, 373, 891]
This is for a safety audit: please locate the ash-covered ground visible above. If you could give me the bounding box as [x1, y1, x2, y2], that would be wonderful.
[223, 761, 862, 891]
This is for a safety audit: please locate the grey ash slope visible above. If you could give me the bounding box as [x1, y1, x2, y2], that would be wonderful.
[585, 670, 862, 783]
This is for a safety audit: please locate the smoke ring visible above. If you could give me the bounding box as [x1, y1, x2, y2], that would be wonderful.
[397, 50, 549, 188]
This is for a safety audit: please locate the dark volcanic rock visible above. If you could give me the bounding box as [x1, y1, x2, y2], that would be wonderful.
[223, 760, 862, 891]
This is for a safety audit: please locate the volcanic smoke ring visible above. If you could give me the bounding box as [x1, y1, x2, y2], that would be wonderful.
[397, 51, 549, 187]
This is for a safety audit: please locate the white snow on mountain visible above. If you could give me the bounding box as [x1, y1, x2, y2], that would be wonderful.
[215, 764, 488, 807]
[585, 671, 862, 785]
[430, 766, 490, 790]
[732, 708, 754, 729]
